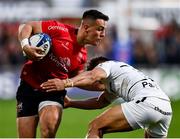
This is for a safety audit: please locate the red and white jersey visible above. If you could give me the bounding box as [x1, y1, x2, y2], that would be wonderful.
[21, 20, 87, 89]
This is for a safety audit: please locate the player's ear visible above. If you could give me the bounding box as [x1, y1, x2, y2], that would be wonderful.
[83, 24, 89, 31]
[82, 19, 91, 30]
[82, 24, 89, 35]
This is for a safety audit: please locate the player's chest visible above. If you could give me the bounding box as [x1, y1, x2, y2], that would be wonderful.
[47, 40, 86, 71]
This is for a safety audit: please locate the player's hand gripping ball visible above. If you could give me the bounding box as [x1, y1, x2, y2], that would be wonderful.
[29, 33, 51, 56]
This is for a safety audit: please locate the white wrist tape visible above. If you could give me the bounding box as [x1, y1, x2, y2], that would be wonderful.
[68, 79, 74, 87]
[21, 38, 29, 56]
[21, 38, 29, 49]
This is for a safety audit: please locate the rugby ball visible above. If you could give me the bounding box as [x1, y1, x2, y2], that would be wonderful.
[29, 33, 51, 56]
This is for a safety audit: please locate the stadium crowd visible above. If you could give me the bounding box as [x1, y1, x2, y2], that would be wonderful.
[0, 22, 24, 66]
[0, 19, 180, 67]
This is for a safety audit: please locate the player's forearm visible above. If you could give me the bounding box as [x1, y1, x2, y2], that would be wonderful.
[64, 71, 97, 88]
[18, 21, 42, 41]
[18, 23, 33, 41]
[78, 82, 105, 91]
[69, 97, 106, 109]
[73, 71, 97, 87]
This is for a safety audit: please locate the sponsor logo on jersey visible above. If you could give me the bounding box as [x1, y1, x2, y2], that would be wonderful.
[154, 106, 172, 116]
[48, 26, 68, 32]
[61, 42, 70, 50]
[49, 53, 70, 72]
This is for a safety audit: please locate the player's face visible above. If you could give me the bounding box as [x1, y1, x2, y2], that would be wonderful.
[86, 19, 107, 46]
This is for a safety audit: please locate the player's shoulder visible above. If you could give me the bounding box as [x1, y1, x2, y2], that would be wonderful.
[64, 24, 77, 30]
[97, 61, 114, 68]
[100, 61, 132, 70]
[42, 20, 76, 33]
[102, 60, 125, 65]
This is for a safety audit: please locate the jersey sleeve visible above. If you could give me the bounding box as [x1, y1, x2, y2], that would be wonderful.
[96, 61, 112, 77]
[42, 20, 57, 35]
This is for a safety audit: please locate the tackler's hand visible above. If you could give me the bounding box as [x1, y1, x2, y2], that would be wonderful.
[40, 78, 65, 92]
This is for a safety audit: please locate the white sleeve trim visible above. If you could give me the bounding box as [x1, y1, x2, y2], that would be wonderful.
[96, 61, 111, 77]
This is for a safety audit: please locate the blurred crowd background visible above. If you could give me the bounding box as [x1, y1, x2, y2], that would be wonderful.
[0, 0, 180, 99]
[0, 0, 180, 68]
[1, 18, 180, 67]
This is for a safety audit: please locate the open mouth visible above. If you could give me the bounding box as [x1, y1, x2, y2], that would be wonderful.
[95, 40, 102, 46]
[97, 39, 102, 43]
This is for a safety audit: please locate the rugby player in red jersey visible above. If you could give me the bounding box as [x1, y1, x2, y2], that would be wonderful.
[17, 9, 109, 138]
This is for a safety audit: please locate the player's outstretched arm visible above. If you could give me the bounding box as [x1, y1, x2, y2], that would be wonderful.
[64, 92, 110, 110]
[18, 21, 45, 61]
[66, 67, 107, 88]
[41, 67, 107, 92]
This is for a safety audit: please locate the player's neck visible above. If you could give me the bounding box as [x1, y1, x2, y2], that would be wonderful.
[77, 33, 86, 46]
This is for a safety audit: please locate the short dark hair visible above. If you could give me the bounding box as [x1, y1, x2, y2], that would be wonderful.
[82, 9, 109, 21]
[87, 56, 110, 71]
